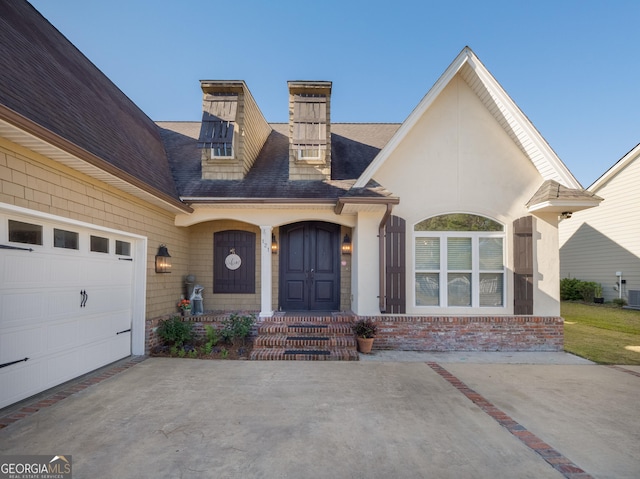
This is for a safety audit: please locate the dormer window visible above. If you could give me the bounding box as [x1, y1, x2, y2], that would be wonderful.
[292, 93, 327, 163]
[198, 93, 238, 159]
[298, 148, 321, 160]
[210, 137, 234, 159]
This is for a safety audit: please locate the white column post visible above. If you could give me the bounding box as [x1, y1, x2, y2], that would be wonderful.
[259, 226, 274, 318]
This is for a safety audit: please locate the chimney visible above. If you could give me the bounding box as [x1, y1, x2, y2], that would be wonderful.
[197, 80, 271, 180]
[288, 81, 331, 180]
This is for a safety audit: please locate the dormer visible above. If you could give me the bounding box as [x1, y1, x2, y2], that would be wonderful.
[198, 80, 271, 180]
[288, 81, 332, 180]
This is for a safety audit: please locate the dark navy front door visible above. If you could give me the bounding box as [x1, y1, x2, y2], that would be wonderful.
[279, 222, 340, 311]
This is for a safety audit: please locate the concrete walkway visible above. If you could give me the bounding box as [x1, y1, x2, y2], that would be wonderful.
[0, 355, 638, 479]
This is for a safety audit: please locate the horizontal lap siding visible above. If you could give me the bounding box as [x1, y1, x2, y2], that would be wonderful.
[560, 154, 640, 300]
[241, 89, 271, 175]
[0, 140, 188, 319]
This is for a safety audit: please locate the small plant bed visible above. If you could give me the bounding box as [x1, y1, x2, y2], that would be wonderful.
[150, 314, 255, 360]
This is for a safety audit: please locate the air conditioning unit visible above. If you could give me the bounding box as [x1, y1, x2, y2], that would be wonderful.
[628, 290, 640, 308]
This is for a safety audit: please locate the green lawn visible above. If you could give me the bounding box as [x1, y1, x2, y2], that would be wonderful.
[562, 302, 640, 364]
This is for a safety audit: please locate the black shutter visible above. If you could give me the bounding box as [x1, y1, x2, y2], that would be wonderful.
[385, 215, 406, 313]
[198, 94, 237, 148]
[513, 216, 533, 314]
[214, 230, 255, 294]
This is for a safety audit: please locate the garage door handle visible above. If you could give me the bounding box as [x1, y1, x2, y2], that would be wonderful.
[0, 357, 29, 369]
[116, 329, 131, 335]
[0, 244, 34, 252]
[80, 290, 88, 307]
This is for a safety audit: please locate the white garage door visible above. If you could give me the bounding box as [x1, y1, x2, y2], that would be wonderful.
[0, 212, 136, 408]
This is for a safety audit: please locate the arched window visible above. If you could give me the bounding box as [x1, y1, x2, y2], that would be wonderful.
[414, 214, 505, 308]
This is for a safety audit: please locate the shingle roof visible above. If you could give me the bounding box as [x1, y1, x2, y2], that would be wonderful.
[0, 1, 180, 201]
[527, 180, 599, 205]
[526, 179, 602, 213]
[157, 122, 400, 200]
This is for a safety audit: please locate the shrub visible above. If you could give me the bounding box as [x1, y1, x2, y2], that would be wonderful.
[157, 316, 194, 347]
[560, 278, 600, 303]
[594, 283, 603, 298]
[203, 325, 219, 355]
[205, 325, 219, 345]
[612, 298, 628, 307]
[578, 281, 599, 303]
[560, 278, 584, 301]
[221, 313, 256, 344]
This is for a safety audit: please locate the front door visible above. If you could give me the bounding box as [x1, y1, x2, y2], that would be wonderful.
[279, 222, 340, 311]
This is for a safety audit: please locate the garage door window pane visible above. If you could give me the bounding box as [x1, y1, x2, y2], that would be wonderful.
[90, 235, 109, 253]
[54, 228, 79, 249]
[116, 240, 131, 256]
[9, 220, 42, 245]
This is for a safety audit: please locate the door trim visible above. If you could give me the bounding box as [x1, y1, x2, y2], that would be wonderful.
[278, 221, 340, 311]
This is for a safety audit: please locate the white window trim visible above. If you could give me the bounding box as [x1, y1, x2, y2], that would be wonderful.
[297, 147, 322, 160]
[414, 230, 506, 311]
[210, 139, 235, 160]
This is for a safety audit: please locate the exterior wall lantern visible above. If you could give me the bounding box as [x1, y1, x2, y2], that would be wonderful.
[155, 244, 172, 273]
[341, 234, 352, 255]
[271, 234, 278, 254]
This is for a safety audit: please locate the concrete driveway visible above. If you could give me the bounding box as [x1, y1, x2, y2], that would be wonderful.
[0, 356, 638, 479]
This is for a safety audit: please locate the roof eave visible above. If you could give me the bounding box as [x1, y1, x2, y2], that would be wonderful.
[527, 199, 602, 215]
[181, 197, 336, 205]
[588, 142, 640, 192]
[353, 47, 582, 190]
[353, 48, 472, 189]
[0, 105, 192, 214]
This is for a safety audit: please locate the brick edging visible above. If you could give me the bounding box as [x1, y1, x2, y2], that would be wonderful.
[0, 356, 146, 430]
[427, 362, 593, 479]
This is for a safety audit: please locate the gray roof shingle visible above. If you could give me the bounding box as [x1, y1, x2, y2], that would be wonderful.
[157, 122, 400, 200]
[0, 2, 399, 204]
[526, 179, 601, 207]
[0, 1, 180, 201]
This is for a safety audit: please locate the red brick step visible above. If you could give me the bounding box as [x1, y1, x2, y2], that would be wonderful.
[250, 314, 358, 361]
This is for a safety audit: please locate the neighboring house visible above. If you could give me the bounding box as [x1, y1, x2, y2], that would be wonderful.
[0, 1, 600, 407]
[559, 143, 640, 305]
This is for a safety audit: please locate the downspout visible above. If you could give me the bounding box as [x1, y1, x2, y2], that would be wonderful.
[378, 203, 394, 313]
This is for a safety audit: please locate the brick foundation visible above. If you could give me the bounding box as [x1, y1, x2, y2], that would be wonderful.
[361, 315, 564, 352]
[145, 313, 563, 354]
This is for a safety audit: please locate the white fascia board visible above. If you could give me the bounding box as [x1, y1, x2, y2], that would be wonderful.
[527, 199, 602, 214]
[354, 47, 582, 190]
[466, 55, 581, 190]
[588, 143, 640, 192]
[353, 48, 471, 188]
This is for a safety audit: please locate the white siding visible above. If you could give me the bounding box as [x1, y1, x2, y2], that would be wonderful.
[559, 152, 640, 301]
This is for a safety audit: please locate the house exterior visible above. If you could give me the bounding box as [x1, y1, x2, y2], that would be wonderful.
[559, 143, 640, 305]
[0, 1, 600, 407]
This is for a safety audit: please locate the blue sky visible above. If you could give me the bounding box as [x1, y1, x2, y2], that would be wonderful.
[29, 0, 639, 188]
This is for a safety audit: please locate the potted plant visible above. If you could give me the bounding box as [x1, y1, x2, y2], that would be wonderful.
[594, 283, 604, 304]
[352, 318, 378, 354]
[178, 298, 192, 317]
